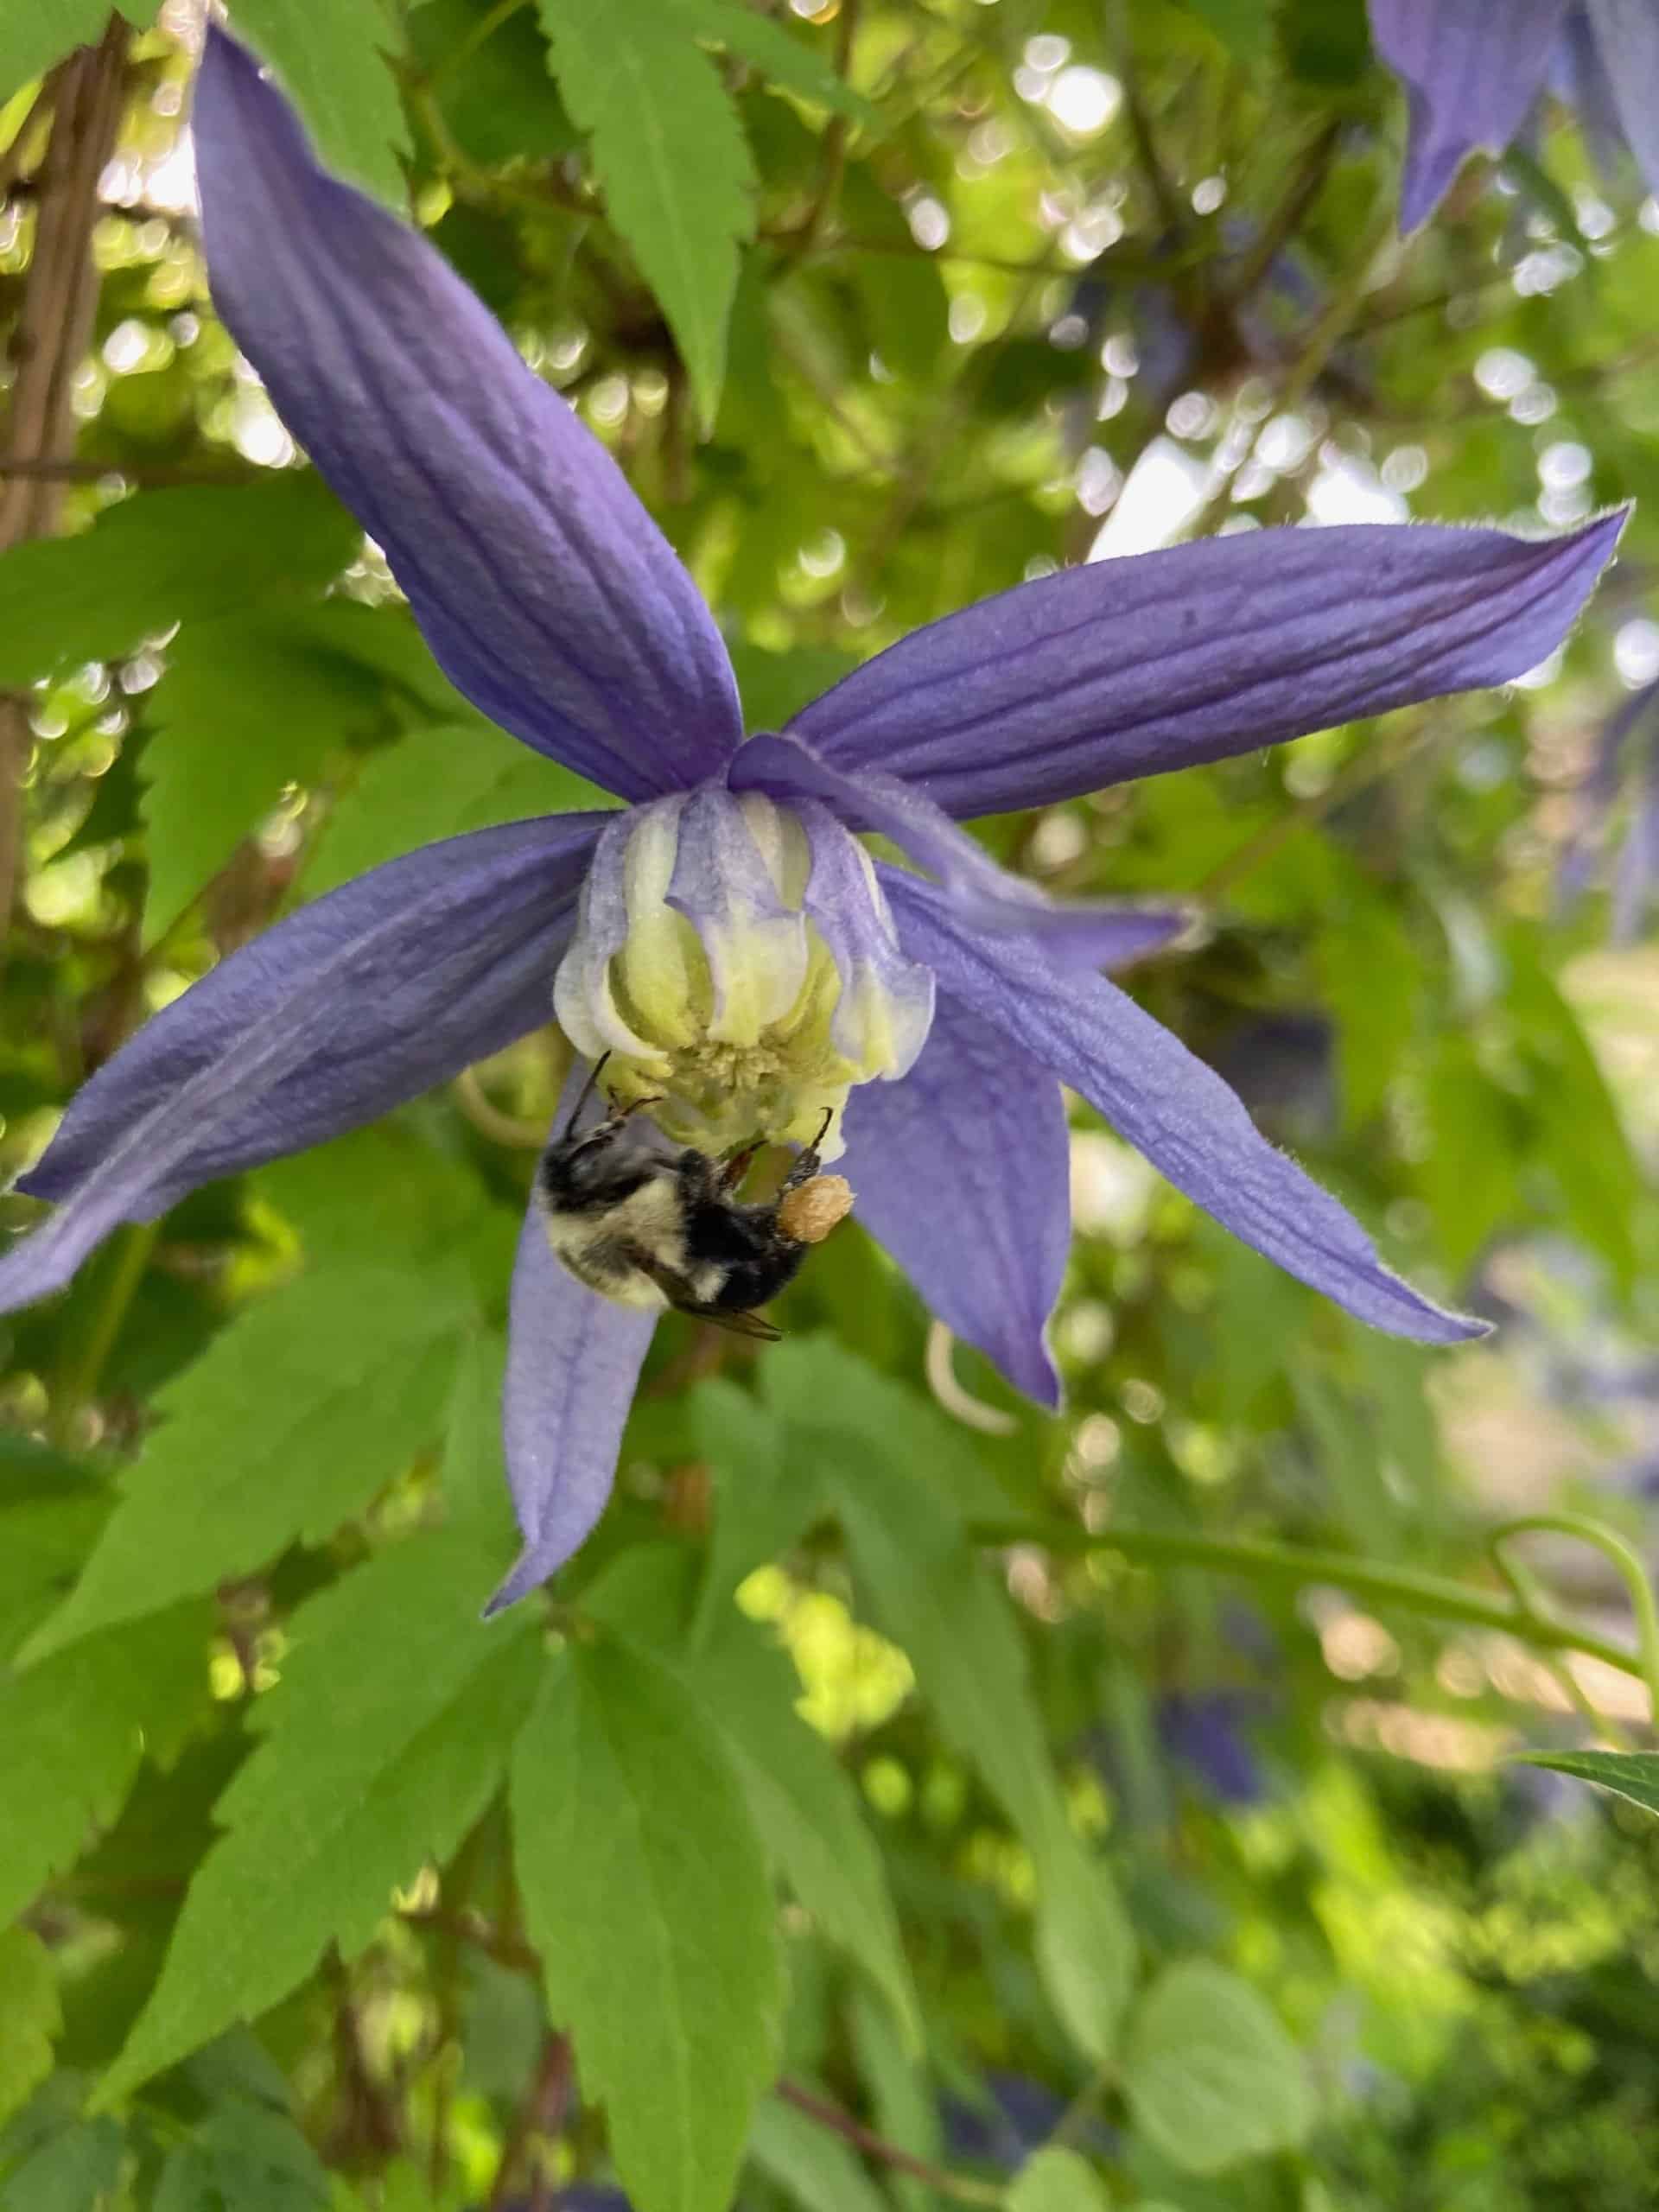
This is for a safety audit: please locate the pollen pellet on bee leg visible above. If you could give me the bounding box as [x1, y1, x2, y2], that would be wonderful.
[776, 1173, 854, 1245]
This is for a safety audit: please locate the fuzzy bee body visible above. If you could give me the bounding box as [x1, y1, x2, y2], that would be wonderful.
[537, 1066, 852, 1339]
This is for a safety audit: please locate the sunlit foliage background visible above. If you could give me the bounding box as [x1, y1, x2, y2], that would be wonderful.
[5, 2, 1659, 2209]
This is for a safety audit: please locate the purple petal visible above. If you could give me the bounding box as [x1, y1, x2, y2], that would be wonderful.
[886, 872, 1486, 1344]
[732, 734, 1191, 965]
[194, 28, 741, 802]
[3, 814, 603, 1313]
[1584, 0, 1659, 196]
[782, 514, 1622, 819]
[841, 992, 1069, 1405]
[1369, 0, 1569, 229]
[484, 1184, 657, 1614]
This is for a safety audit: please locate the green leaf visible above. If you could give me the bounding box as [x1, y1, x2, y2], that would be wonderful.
[1033, 1839, 1136, 2064]
[512, 1636, 783, 2212]
[0, 480, 357, 691]
[0, 1, 162, 100]
[0, 1602, 213, 1924]
[1122, 1963, 1313, 2175]
[1513, 1750, 1659, 1819]
[0, 1931, 60, 2129]
[726, 644, 861, 736]
[305, 717, 608, 899]
[152, 2103, 331, 2212]
[25, 1262, 476, 1660]
[99, 1531, 543, 2103]
[227, 0, 410, 205]
[0, 1490, 109, 1665]
[690, 1376, 824, 1641]
[142, 602, 420, 939]
[748, 2098, 891, 2212]
[593, 1551, 918, 2043]
[1173, 0, 1275, 64]
[666, 0, 876, 123]
[538, 0, 755, 426]
[1008, 2148, 1114, 2212]
[0, 2111, 123, 2212]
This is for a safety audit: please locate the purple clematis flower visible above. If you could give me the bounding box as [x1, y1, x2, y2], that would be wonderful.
[1370, 0, 1659, 232]
[1558, 674, 1659, 941]
[0, 29, 1624, 1611]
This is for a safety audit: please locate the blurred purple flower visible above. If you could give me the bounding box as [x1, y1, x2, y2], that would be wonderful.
[1156, 1690, 1272, 1805]
[1370, 0, 1659, 231]
[0, 30, 1624, 1608]
[1559, 677, 1659, 941]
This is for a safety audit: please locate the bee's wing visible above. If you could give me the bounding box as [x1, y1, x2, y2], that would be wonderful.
[628, 1248, 785, 1343]
[683, 1304, 784, 1344]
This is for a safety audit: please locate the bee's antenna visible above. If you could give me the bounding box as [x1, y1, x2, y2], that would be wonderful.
[809, 1107, 833, 1154]
[563, 1052, 612, 1137]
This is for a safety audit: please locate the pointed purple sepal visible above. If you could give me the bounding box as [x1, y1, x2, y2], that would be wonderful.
[3, 814, 601, 1313]
[842, 991, 1070, 1406]
[194, 27, 743, 802]
[483, 1180, 658, 1614]
[783, 513, 1623, 818]
[887, 872, 1488, 1345]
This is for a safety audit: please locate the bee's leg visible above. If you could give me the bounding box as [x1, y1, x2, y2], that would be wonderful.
[718, 1141, 763, 1192]
[779, 1107, 834, 1193]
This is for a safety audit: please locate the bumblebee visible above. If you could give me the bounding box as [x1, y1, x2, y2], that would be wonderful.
[537, 1058, 854, 1340]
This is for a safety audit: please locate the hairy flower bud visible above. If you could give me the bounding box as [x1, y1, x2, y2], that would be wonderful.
[553, 785, 933, 1156]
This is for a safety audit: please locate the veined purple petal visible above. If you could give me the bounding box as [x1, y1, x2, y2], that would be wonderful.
[841, 991, 1068, 1406]
[194, 28, 742, 802]
[1559, 9, 1630, 181]
[3, 814, 603, 1312]
[1369, 0, 1569, 230]
[484, 1178, 658, 1615]
[732, 734, 1192, 965]
[783, 514, 1622, 820]
[1556, 677, 1659, 909]
[1584, 0, 1659, 195]
[886, 873, 1486, 1344]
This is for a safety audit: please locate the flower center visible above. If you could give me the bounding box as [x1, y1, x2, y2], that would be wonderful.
[552, 785, 932, 1157]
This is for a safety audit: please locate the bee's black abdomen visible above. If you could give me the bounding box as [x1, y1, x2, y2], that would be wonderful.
[676, 1150, 809, 1313]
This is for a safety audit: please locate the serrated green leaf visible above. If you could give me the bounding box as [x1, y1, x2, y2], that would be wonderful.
[26, 1262, 476, 1660]
[0, 1931, 60, 2129]
[0, 1601, 212, 1923]
[305, 718, 608, 899]
[748, 2098, 891, 2212]
[99, 1532, 543, 2104]
[0, 480, 357, 691]
[0, 0, 162, 101]
[0, 2111, 123, 2212]
[0, 1491, 109, 1664]
[228, 0, 410, 205]
[769, 1344, 1132, 2045]
[665, 0, 875, 123]
[1513, 1750, 1659, 1819]
[1122, 1963, 1313, 2175]
[152, 2103, 330, 2212]
[538, 0, 755, 426]
[590, 1547, 918, 2044]
[512, 1636, 783, 2212]
[142, 604, 410, 939]
[1008, 2148, 1114, 2212]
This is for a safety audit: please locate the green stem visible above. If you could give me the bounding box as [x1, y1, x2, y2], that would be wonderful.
[1491, 1514, 1659, 1717]
[966, 1520, 1647, 1687]
[48, 1219, 158, 1443]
